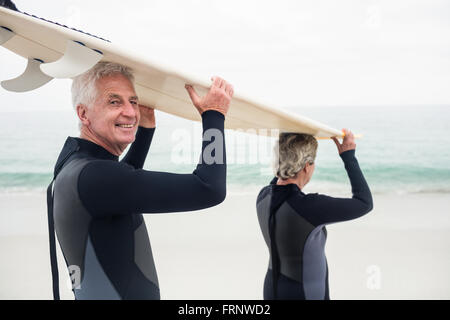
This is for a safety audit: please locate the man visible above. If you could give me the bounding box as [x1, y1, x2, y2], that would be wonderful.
[49, 62, 233, 300]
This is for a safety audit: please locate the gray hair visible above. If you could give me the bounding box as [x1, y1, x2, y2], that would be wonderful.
[71, 61, 135, 111]
[273, 133, 318, 180]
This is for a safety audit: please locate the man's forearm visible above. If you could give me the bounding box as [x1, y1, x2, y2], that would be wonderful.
[192, 110, 227, 197]
[121, 126, 155, 169]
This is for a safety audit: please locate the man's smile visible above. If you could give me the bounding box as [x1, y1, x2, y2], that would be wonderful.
[115, 122, 136, 129]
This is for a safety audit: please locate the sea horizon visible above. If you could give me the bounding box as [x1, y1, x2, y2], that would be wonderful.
[0, 105, 449, 195]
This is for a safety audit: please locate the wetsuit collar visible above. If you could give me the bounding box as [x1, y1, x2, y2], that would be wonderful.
[269, 177, 304, 194]
[72, 137, 119, 161]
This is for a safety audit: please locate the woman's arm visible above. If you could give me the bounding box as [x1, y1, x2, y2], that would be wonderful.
[289, 130, 373, 226]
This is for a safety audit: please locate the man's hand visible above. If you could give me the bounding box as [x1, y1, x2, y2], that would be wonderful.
[138, 105, 156, 128]
[332, 129, 356, 155]
[185, 76, 233, 116]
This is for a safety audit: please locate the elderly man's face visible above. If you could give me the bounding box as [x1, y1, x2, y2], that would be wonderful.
[85, 74, 140, 152]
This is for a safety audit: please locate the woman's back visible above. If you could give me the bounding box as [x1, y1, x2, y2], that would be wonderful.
[257, 182, 329, 299]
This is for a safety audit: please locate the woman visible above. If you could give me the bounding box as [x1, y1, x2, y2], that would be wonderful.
[256, 129, 373, 300]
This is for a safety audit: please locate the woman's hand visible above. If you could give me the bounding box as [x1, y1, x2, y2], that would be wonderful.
[332, 129, 356, 155]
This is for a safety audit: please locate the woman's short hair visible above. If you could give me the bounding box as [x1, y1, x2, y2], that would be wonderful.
[71, 61, 135, 110]
[273, 133, 318, 180]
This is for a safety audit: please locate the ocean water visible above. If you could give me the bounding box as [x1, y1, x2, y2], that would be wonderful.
[0, 105, 449, 195]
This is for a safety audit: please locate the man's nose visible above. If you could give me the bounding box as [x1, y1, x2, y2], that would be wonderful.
[122, 101, 137, 117]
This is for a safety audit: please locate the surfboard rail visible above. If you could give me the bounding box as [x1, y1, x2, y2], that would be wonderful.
[0, 6, 350, 139]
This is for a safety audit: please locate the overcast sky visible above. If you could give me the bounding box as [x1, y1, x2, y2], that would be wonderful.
[0, 0, 449, 111]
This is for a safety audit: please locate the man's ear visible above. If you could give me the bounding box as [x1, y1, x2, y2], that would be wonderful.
[76, 104, 90, 127]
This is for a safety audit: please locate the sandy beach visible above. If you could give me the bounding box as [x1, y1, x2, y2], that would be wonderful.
[0, 190, 449, 300]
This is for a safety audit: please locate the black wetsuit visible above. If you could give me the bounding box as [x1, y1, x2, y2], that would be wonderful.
[51, 110, 226, 300]
[256, 150, 373, 300]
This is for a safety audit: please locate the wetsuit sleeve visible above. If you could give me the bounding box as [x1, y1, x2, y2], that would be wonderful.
[78, 110, 226, 217]
[288, 150, 373, 226]
[120, 127, 155, 169]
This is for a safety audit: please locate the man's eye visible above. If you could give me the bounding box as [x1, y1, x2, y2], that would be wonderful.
[130, 101, 138, 105]
[110, 100, 120, 105]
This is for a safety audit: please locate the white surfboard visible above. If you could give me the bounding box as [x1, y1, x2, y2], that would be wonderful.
[0, 6, 344, 139]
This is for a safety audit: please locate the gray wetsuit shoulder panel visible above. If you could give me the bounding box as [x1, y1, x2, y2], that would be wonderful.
[134, 221, 159, 287]
[74, 236, 121, 300]
[53, 158, 92, 281]
[302, 225, 328, 300]
[256, 193, 271, 268]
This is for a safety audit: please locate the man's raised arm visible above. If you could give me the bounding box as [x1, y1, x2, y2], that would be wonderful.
[78, 77, 233, 218]
[121, 106, 156, 169]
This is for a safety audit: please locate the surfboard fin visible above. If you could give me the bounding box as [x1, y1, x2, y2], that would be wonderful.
[1, 58, 53, 92]
[0, 26, 14, 45]
[40, 40, 103, 79]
